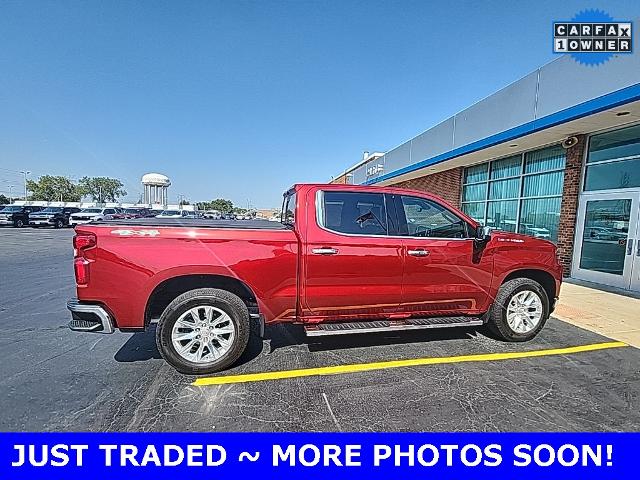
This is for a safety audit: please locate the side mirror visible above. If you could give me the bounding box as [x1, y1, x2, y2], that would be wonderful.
[475, 225, 491, 242]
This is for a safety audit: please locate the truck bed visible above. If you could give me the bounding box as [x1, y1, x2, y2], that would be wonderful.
[91, 218, 289, 230]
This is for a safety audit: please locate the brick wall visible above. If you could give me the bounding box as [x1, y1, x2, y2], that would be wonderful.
[556, 135, 586, 276]
[331, 174, 348, 184]
[393, 167, 464, 207]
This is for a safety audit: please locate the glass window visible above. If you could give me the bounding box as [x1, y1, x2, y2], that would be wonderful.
[490, 155, 521, 179]
[584, 157, 640, 191]
[579, 199, 631, 275]
[400, 196, 468, 238]
[462, 183, 487, 202]
[463, 163, 488, 184]
[489, 178, 519, 199]
[321, 191, 387, 236]
[588, 124, 640, 163]
[486, 200, 518, 232]
[282, 191, 296, 225]
[462, 202, 485, 223]
[461, 144, 565, 242]
[524, 145, 566, 173]
[523, 171, 564, 197]
[518, 197, 562, 242]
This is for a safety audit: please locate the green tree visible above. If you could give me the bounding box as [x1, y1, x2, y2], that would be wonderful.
[26, 175, 82, 202]
[77, 177, 127, 202]
[209, 198, 234, 213]
[0, 193, 10, 204]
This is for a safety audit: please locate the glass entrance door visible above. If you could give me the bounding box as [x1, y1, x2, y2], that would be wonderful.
[572, 192, 640, 290]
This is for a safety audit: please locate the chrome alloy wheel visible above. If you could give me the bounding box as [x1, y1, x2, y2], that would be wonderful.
[507, 290, 542, 333]
[171, 305, 236, 363]
[506, 290, 543, 334]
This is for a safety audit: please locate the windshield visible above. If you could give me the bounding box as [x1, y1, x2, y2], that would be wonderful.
[124, 208, 141, 214]
[81, 208, 102, 214]
[161, 210, 180, 215]
[40, 207, 63, 213]
[0, 206, 22, 212]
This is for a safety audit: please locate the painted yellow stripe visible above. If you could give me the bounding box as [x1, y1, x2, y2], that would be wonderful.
[192, 341, 627, 387]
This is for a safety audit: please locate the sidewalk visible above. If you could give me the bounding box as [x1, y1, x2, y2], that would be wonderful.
[553, 280, 640, 348]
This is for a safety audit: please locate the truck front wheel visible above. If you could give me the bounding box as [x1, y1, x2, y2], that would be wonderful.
[156, 288, 250, 374]
[486, 278, 549, 342]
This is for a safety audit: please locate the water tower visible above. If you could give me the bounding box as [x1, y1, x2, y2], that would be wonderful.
[142, 173, 171, 206]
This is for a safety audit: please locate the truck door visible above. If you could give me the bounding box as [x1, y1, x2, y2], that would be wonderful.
[301, 189, 404, 320]
[394, 194, 493, 316]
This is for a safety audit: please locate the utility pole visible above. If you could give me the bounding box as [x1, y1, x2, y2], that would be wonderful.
[8, 185, 14, 203]
[19, 170, 30, 201]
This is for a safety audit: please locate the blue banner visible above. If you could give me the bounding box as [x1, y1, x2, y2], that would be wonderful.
[0, 433, 636, 479]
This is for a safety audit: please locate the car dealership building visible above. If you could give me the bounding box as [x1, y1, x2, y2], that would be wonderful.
[332, 53, 640, 292]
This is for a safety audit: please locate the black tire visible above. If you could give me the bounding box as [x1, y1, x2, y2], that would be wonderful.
[156, 288, 250, 375]
[14, 219, 24, 228]
[54, 219, 64, 229]
[486, 278, 549, 342]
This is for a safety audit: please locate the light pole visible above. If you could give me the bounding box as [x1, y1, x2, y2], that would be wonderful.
[8, 185, 14, 203]
[19, 170, 30, 201]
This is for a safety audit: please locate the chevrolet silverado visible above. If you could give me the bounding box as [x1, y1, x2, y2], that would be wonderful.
[68, 184, 563, 374]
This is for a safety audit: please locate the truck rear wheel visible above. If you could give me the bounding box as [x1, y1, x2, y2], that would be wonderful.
[156, 288, 250, 375]
[486, 278, 549, 342]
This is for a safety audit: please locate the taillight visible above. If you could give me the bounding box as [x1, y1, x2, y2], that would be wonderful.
[73, 233, 96, 285]
[73, 232, 96, 254]
[74, 257, 90, 285]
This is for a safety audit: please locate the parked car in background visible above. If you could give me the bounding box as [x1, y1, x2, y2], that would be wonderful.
[156, 209, 196, 218]
[0, 205, 44, 227]
[111, 207, 155, 219]
[203, 210, 221, 219]
[149, 209, 164, 217]
[30, 207, 82, 228]
[69, 208, 118, 226]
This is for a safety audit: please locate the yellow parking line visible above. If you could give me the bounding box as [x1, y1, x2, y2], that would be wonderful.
[192, 341, 627, 386]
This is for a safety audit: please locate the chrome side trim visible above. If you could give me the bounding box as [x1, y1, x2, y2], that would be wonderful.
[314, 190, 474, 241]
[67, 298, 115, 334]
[305, 319, 484, 337]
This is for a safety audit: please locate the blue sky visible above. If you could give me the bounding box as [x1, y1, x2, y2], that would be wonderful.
[0, 0, 638, 207]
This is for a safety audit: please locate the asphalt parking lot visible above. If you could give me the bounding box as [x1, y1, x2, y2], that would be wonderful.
[1, 227, 639, 432]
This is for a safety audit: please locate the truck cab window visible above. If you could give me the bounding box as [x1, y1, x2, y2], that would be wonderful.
[282, 191, 296, 225]
[399, 196, 469, 238]
[321, 191, 388, 235]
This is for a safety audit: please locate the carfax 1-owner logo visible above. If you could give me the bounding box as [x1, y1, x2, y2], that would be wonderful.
[553, 9, 633, 65]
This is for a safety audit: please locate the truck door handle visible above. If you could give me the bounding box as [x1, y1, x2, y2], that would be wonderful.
[408, 249, 430, 257]
[312, 247, 338, 255]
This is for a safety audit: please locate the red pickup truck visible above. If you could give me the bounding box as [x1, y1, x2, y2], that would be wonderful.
[68, 183, 563, 374]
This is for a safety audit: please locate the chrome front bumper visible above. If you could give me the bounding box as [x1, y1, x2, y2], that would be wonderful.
[67, 298, 115, 334]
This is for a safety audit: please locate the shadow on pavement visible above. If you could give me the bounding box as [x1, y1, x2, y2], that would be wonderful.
[114, 322, 266, 368]
[114, 321, 486, 368]
[266, 323, 485, 353]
